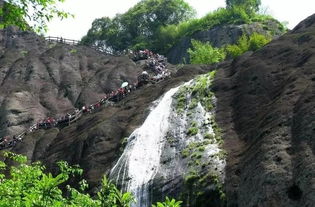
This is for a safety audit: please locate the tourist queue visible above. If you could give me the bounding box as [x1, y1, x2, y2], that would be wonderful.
[0, 49, 170, 150]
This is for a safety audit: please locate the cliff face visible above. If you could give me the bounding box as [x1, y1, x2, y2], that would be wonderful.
[166, 19, 285, 64]
[0, 13, 314, 207]
[0, 26, 142, 139]
[214, 14, 315, 207]
[0, 26, 208, 191]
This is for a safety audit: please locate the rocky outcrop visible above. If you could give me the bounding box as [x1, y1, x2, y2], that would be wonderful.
[0, 12, 314, 207]
[0, 26, 208, 191]
[166, 19, 285, 64]
[0, 26, 143, 138]
[214, 13, 315, 207]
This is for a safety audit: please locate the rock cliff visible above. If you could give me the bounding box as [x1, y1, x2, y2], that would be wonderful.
[214, 13, 315, 207]
[0, 13, 314, 207]
[0, 26, 208, 191]
[166, 19, 285, 64]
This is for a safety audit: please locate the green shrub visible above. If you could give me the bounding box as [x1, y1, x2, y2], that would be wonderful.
[181, 148, 190, 158]
[20, 50, 28, 57]
[70, 49, 78, 54]
[152, 196, 183, 207]
[198, 146, 206, 152]
[175, 86, 189, 113]
[248, 32, 271, 51]
[187, 127, 198, 136]
[225, 43, 244, 58]
[204, 133, 215, 140]
[184, 171, 199, 185]
[188, 40, 226, 64]
[226, 32, 271, 58]
[155, 6, 256, 53]
[188, 98, 198, 109]
[0, 152, 134, 207]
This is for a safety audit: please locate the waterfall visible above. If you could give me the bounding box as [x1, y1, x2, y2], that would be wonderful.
[110, 72, 226, 207]
[110, 85, 181, 207]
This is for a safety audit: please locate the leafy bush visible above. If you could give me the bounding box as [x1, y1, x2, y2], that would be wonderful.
[226, 32, 271, 58]
[155, 6, 252, 54]
[152, 196, 183, 207]
[248, 32, 271, 50]
[188, 39, 226, 64]
[187, 127, 198, 136]
[204, 133, 215, 140]
[0, 151, 134, 207]
[225, 34, 249, 58]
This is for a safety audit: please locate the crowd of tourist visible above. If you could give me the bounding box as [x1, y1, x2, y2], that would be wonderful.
[0, 49, 170, 150]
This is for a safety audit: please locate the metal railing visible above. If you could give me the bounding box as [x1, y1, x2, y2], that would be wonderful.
[45, 36, 80, 46]
[44, 36, 117, 56]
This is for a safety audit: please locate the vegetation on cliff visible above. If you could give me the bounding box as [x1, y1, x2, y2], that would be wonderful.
[188, 40, 226, 64]
[225, 32, 271, 58]
[173, 71, 226, 207]
[188, 32, 271, 64]
[81, 0, 285, 55]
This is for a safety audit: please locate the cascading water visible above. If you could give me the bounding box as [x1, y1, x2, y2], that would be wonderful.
[110, 85, 181, 207]
[111, 72, 226, 207]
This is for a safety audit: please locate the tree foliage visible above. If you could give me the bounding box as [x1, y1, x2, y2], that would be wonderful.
[188, 40, 226, 64]
[225, 0, 261, 13]
[81, 0, 196, 53]
[82, 0, 283, 55]
[0, 151, 134, 207]
[0, 0, 71, 33]
[225, 32, 271, 58]
[0, 152, 184, 207]
[186, 32, 271, 64]
[148, 6, 281, 54]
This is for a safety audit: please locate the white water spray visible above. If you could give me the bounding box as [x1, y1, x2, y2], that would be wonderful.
[110, 85, 181, 207]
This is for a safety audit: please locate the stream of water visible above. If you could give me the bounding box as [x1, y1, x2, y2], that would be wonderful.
[110, 76, 225, 207]
[110, 85, 181, 207]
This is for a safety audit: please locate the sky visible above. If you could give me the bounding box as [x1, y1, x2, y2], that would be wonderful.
[46, 0, 315, 40]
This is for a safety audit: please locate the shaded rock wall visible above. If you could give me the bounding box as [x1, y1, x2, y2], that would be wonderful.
[214, 13, 315, 207]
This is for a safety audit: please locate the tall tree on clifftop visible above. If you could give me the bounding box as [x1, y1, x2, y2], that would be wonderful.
[81, 0, 196, 53]
[0, 0, 71, 33]
[226, 0, 261, 13]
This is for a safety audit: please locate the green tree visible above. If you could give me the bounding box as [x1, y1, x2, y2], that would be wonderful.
[0, 0, 71, 33]
[0, 151, 134, 207]
[225, 0, 261, 13]
[81, 0, 195, 53]
[188, 39, 226, 64]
